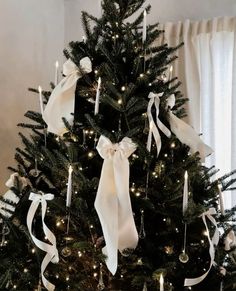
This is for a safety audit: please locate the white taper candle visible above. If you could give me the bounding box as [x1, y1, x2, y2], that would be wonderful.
[169, 65, 173, 81]
[160, 273, 164, 291]
[38, 86, 44, 115]
[218, 183, 225, 215]
[183, 171, 188, 214]
[54, 61, 59, 86]
[95, 77, 101, 115]
[66, 165, 73, 207]
[142, 10, 147, 43]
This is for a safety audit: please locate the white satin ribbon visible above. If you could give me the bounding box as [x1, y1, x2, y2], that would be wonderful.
[95, 135, 138, 275]
[147, 92, 171, 156]
[27, 192, 59, 291]
[0, 173, 28, 218]
[167, 94, 213, 162]
[224, 229, 236, 251]
[43, 57, 92, 135]
[5, 172, 28, 189]
[184, 208, 219, 286]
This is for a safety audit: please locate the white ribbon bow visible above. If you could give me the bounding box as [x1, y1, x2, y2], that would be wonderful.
[27, 192, 59, 291]
[167, 94, 213, 162]
[184, 208, 219, 286]
[95, 135, 138, 275]
[0, 173, 28, 218]
[147, 92, 171, 156]
[224, 229, 236, 251]
[43, 57, 92, 135]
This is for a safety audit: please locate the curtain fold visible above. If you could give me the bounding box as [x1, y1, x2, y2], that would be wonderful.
[158, 17, 236, 208]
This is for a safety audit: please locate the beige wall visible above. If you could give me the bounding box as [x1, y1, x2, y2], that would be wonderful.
[0, 0, 64, 193]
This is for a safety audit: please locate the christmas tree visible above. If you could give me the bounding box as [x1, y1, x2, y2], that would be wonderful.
[1, 0, 236, 290]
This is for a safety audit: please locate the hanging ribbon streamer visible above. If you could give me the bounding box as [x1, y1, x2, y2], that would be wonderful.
[95, 77, 101, 115]
[95, 135, 138, 275]
[43, 57, 92, 135]
[27, 192, 59, 291]
[184, 208, 219, 287]
[166, 94, 213, 162]
[147, 92, 171, 156]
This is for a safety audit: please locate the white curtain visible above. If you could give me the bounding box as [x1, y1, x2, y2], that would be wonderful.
[158, 17, 236, 208]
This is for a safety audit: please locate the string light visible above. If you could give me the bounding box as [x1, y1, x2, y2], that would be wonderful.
[32, 248, 36, 254]
[88, 151, 94, 158]
[93, 272, 98, 277]
[132, 154, 138, 159]
[136, 192, 141, 197]
[56, 274, 59, 279]
[23, 268, 28, 273]
[94, 70, 98, 74]
[164, 153, 168, 157]
[121, 86, 126, 91]
[66, 276, 70, 281]
[139, 73, 144, 78]
[78, 251, 82, 257]
[131, 184, 135, 192]
[56, 221, 61, 227]
[170, 142, 176, 148]
[137, 258, 143, 265]
[13, 285, 17, 289]
[118, 99, 122, 104]
[90, 224, 94, 229]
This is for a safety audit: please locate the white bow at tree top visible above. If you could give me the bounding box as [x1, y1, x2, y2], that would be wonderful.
[167, 94, 213, 162]
[27, 192, 59, 291]
[43, 57, 92, 135]
[95, 135, 138, 275]
[184, 208, 219, 287]
[147, 92, 171, 156]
